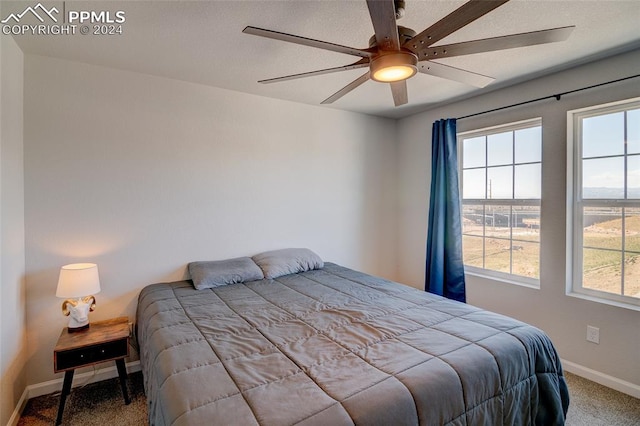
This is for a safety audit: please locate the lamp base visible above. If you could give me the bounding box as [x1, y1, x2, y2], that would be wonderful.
[67, 323, 90, 333]
[61, 296, 96, 331]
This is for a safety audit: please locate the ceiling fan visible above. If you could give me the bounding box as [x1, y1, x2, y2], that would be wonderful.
[243, 0, 574, 107]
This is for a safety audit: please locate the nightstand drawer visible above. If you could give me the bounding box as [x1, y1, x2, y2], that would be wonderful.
[55, 338, 128, 371]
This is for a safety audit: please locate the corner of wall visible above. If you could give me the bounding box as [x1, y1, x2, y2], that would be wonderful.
[0, 31, 27, 426]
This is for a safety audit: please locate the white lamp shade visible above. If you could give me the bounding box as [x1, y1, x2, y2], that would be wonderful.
[56, 263, 101, 298]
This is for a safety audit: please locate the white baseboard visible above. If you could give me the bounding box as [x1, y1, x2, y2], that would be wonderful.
[6, 360, 141, 426]
[561, 358, 640, 399]
[6, 387, 29, 426]
[27, 360, 141, 399]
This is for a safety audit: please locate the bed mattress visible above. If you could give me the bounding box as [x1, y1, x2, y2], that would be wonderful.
[136, 263, 569, 425]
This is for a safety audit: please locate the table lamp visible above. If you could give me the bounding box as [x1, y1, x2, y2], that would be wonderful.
[56, 263, 101, 332]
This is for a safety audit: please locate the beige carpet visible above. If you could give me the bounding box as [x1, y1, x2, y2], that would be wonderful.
[18, 371, 640, 425]
[564, 372, 640, 426]
[18, 371, 147, 426]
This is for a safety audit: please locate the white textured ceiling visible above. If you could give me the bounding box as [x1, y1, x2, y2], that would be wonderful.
[5, 0, 640, 118]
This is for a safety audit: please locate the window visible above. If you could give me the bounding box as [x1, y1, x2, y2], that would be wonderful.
[459, 119, 542, 286]
[568, 97, 640, 309]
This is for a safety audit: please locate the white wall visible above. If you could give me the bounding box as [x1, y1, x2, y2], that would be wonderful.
[23, 54, 397, 386]
[397, 48, 640, 388]
[0, 33, 27, 426]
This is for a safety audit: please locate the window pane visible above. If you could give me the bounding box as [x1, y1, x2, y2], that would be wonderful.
[487, 132, 513, 166]
[624, 205, 640, 298]
[627, 155, 640, 199]
[582, 157, 624, 199]
[462, 204, 484, 236]
[485, 205, 511, 239]
[515, 126, 541, 163]
[627, 109, 640, 155]
[582, 111, 624, 158]
[624, 253, 640, 298]
[583, 207, 622, 250]
[463, 136, 486, 168]
[624, 207, 640, 253]
[512, 241, 539, 279]
[463, 169, 485, 199]
[487, 166, 513, 199]
[463, 235, 484, 268]
[514, 163, 541, 199]
[485, 238, 511, 273]
[513, 206, 540, 242]
[583, 248, 621, 295]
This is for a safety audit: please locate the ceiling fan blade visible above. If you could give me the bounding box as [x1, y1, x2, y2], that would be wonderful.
[321, 72, 370, 104]
[405, 0, 509, 55]
[418, 61, 494, 88]
[424, 26, 575, 59]
[243, 26, 373, 58]
[258, 59, 370, 84]
[390, 81, 408, 106]
[366, 0, 401, 51]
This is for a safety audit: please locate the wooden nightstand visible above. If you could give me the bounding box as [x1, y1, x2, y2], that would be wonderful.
[53, 317, 131, 425]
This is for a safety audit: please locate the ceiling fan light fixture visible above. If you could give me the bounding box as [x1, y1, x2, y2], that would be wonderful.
[370, 51, 418, 83]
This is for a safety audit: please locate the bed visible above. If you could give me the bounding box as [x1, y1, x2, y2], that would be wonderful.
[136, 249, 569, 426]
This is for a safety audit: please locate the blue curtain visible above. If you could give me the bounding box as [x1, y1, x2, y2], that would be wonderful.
[425, 119, 466, 302]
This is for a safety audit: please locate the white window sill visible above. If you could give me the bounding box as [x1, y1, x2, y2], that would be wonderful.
[567, 291, 640, 312]
[464, 268, 540, 290]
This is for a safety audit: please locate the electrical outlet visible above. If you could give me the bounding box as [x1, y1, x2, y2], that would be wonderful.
[586, 325, 600, 344]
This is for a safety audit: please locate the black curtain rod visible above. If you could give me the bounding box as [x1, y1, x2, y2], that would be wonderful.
[456, 74, 640, 120]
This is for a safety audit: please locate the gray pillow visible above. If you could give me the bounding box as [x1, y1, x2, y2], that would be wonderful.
[188, 257, 264, 290]
[252, 248, 324, 279]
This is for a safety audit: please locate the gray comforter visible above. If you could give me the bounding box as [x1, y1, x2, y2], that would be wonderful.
[136, 263, 569, 425]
